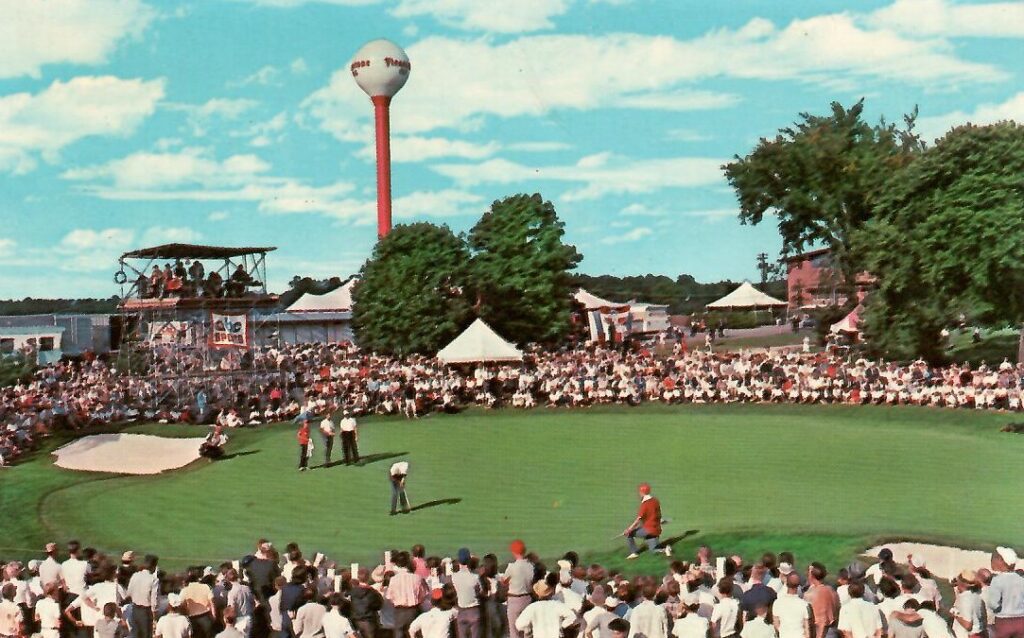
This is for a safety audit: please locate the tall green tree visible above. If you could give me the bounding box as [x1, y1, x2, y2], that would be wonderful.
[855, 122, 1024, 363]
[723, 100, 922, 286]
[468, 193, 582, 345]
[352, 223, 473, 356]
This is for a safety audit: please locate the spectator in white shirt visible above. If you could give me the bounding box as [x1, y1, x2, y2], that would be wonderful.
[322, 595, 357, 638]
[39, 543, 62, 588]
[712, 579, 742, 638]
[672, 594, 711, 638]
[293, 591, 327, 638]
[155, 595, 191, 638]
[774, 574, 811, 638]
[410, 590, 458, 638]
[838, 582, 882, 638]
[741, 603, 777, 638]
[62, 541, 90, 598]
[626, 583, 668, 638]
[35, 582, 62, 638]
[950, 571, 986, 638]
[515, 578, 576, 638]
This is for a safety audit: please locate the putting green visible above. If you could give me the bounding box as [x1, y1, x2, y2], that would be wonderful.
[1, 404, 1020, 573]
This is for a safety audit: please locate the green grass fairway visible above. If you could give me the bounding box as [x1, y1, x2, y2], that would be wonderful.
[1, 404, 1021, 573]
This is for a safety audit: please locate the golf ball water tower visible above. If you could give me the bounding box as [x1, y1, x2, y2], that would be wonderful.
[351, 39, 411, 239]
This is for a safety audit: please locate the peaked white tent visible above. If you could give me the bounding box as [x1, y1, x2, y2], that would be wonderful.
[574, 288, 628, 311]
[830, 305, 863, 334]
[706, 281, 786, 311]
[437, 319, 523, 364]
[285, 279, 356, 313]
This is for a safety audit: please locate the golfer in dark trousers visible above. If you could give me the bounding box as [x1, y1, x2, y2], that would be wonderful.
[297, 420, 310, 471]
[319, 416, 335, 465]
[390, 461, 410, 514]
[339, 410, 360, 464]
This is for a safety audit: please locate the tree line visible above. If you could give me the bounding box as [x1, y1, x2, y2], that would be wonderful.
[725, 100, 1024, 363]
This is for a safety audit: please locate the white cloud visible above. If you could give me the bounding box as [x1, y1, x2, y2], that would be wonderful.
[208, 211, 231, 222]
[62, 147, 270, 190]
[617, 90, 741, 111]
[0, 76, 165, 174]
[233, 65, 283, 87]
[869, 0, 1024, 38]
[60, 228, 134, 251]
[62, 147, 483, 224]
[508, 141, 572, 152]
[917, 91, 1024, 141]
[51, 226, 202, 272]
[620, 203, 667, 217]
[683, 208, 737, 223]
[600, 227, 652, 244]
[140, 226, 204, 245]
[357, 135, 501, 163]
[0, 0, 154, 79]
[431, 153, 725, 201]
[238, 112, 289, 147]
[0, 238, 16, 252]
[290, 57, 310, 74]
[305, 20, 1001, 140]
[176, 98, 258, 137]
[392, 189, 485, 218]
[391, 0, 571, 32]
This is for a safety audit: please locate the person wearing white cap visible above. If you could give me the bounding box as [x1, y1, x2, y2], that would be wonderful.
[986, 548, 1024, 638]
[39, 543, 62, 589]
[154, 594, 191, 638]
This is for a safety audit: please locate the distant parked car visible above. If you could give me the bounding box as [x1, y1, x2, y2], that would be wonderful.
[799, 317, 817, 329]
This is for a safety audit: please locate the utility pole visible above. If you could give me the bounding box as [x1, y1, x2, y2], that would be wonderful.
[756, 252, 769, 284]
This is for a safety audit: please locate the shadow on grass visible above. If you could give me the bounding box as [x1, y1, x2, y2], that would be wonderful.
[355, 452, 407, 467]
[316, 452, 408, 470]
[662, 529, 700, 550]
[219, 450, 260, 461]
[408, 498, 462, 513]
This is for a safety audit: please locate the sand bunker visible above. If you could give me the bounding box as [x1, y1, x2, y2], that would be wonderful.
[864, 542, 992, 580]
[53, 433, 206, 475]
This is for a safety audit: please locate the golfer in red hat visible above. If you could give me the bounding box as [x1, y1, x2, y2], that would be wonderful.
[623, 483, 671, 559]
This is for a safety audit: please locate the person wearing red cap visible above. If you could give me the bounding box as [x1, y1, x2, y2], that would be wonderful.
[623, 483, 671, 559]
[503, 541, 534, 638]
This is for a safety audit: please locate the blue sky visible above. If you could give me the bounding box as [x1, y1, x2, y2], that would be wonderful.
[0, 0, 1022, 298]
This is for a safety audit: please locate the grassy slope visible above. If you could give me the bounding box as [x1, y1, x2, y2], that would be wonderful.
[2, 404, 1019, 574]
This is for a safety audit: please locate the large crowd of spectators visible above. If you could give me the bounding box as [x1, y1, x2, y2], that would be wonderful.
[3, 342, 1024, 467]
[1, 538, 1021, 638]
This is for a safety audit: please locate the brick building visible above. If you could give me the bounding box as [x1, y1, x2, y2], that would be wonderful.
[785, 248, 872, 310]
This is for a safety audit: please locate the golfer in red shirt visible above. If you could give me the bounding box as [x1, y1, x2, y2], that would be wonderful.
[297, 420, 311, 472]
[623, 483, 671, 559]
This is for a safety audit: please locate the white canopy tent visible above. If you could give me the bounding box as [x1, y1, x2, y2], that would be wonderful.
[830, 305, 863, 335]
[706, 281, 786, 311]
[285, 279, 356, 312]
[437, 319, 524, 364]
[573, 288, 627, 311]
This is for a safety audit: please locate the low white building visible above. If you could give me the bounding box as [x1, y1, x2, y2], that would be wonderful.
[0, 325, 65, 364]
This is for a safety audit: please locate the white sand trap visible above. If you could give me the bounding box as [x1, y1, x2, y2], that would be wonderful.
[53, 433, 207, 475]
[865, 542, 993, 580]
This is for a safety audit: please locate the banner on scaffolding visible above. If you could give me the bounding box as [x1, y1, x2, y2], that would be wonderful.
[209, 312, 249, 348]
[148, 320, 196, 346]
